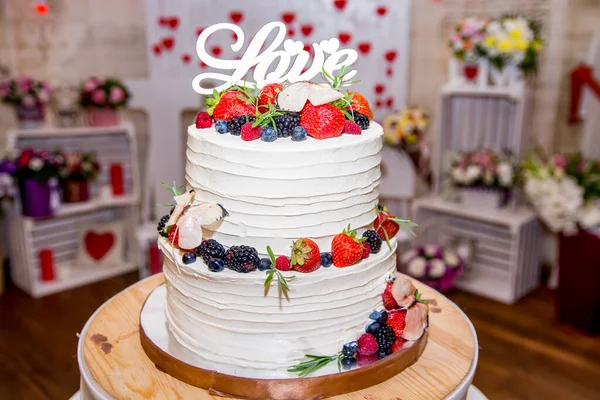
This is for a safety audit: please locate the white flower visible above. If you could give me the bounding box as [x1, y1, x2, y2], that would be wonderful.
[498, 163, 513, 187]
[407, 257, 427, 278]
[424, 244, 439, 257]
[443, 250, 460, 268]
[465, 165, 481, 184]
[428, 259, 447, 279]
[483, 169, 495, 186]
[401, 249, 417, 264]
[452, 167, 467, 184]
[578, 204, 600, 229]
[28, 158, 44, 171]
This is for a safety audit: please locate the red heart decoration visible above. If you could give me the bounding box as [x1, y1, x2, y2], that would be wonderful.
[85, 231, 115, 261]
[358, 42, 372, 55]
[211, 46, 222, 56]
[386, 67, 393, 77]
[375, 99, 383, 108]
[303, 43, 312, 53]
[196, 27, 205, 37]
[182, 53, 191, 64]
[375, 83, 385, 94]
[152, 44, 162, 56]
[385, 50, 397, 62]
[199, 61, 208, 69]
[282, 12, 296, 24]
[301, 24, 313, 37]
[338, 32, 352, 45]
[377, 6, 388, 16]
[230, 10, 243, 23]
[288, 28, 295, 37]
[158, 17, 168, 27]
[232, 32, 238, 41]
[386, 97, 394, 108]
[168, 17, 179, 30]
[162, 36, 175, 51]
[334, 0, 347, 10]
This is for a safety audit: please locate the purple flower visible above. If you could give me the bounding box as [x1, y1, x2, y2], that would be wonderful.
[0, 159, 17, 175]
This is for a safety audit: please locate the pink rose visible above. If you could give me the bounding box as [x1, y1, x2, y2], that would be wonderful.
[84, 79, 98, 92]
[109, 86, 125, 103]
[18, 75, 31, 92]
[552, 154, 567, 169]
[91, 88, 107, 105]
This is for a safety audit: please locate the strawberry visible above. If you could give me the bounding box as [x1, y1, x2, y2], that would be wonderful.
[291, 238, 321, 273]
[357, 333, 378, 356]
[167, 225, 179, 247]
[375, 209, 400, 240]
[386, 309, 407, 337]
[240, 122, 261, 141]
[331, 225, 365, 267]
[195, 111, 212, 128]
[300, 101, 345, 139]
[382, 281, 400, 310]
[275, 256, 291, 271]
[343, 120, 362, 135]
[257, 83, 283, 113]
[391, 337, 407, 353]
[347, 91, 373, 120]
[206, 90, 255, 121]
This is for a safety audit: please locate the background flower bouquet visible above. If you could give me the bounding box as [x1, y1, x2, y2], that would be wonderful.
[79, 77, 130, 127]
[449, 17, 488, 81]
[400, 244, 464, 292]
[58, 152, 101, 203]
[0, 74, 51, 128]
[0, 153, 17, 201]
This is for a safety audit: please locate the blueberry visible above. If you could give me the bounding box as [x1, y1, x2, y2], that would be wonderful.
[378, 310, 388, 324]
[366, 321, 380, 334]
[261, 126, 277, 142]
[291, 126, 307, 142]
[342, 341, 358, 356]
[320, 252, 332, 267]
[215, 120, 229, 134]
[258, 257, 272, 271]
[369, 310, 380, 320]
[341, 356, 357, 370]
[208, 258, 225, 272]
[377, 348, 392, 360]
[182, 252, 196, 265]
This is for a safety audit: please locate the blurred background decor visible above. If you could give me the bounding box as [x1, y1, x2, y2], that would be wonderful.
[401, 244, 464, 293]
[79, 77, 130, 127]
[52, 84, 82, 127]
[0, 74, 50, 128]
[58, 151, 100, 203]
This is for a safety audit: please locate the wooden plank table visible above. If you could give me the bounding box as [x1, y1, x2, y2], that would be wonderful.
[77, 273, 478, 399]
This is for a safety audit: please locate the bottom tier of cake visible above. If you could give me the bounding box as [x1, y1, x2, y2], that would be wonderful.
[160, 238, 398, 379]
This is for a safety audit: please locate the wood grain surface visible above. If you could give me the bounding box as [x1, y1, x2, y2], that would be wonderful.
[82, 273, 476, 399]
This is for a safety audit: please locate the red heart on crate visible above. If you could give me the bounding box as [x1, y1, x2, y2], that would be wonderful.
[301, 24, 313, 37]
[376, 6, 388, 16]
[85, 231, 115, 261]
[374, 83, 385, 94]
[162, 36, 175, 50]
[338, 32, 352, 45]
[357, 42, 371, 55]
[230, 11, 244, 23]
[334, 0, 347, 10]
[281, 12, 296, 24]
[211, 46, 222, 56]
[152, 44, 162, 56]
[168, 17, 180, 30]
[181, 53, 192, 64]
[385, 50, 397, 62]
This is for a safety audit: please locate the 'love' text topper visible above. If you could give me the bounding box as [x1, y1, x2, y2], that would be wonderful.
[192, 21, 358, 95]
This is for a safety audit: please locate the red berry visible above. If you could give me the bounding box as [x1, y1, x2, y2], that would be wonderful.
[331, 226, 364, 268]
[210, 91, 255, 121]
[300, 101, 345, 139]
[343, 120, 362, 135]
[357, 333, 378, 356]
[386, 309, 407, 337]
[195, 111, 212, 128]
[356, 352, 378, 366]
[257, 83, 283, 113]
[291, 238, 321, 273]
[374, 208, 400, 240]
[382, 281, 400, 310]
[240, 122, 261, 141]
[167, 226, 179, 247]
[275, 256, 291, 271]
[391, 337, 407, 353]
[362, 243, 371, 259]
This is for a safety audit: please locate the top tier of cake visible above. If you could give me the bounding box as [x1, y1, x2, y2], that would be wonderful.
[186, 122, 383, 254]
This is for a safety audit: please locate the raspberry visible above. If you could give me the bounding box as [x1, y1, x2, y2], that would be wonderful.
[195, 111, 212, 128]
[241, 122, 261, 141]
[356, 352, 378, 367]
[386, 309, 407, 337]
[343, 120, 362, 134]
[357, 333, 378, 356]
[275, 256, 291, 271]
[391, 337, 407, 353]
[362, 230, 382, 254]
[362, 243, 371, 259]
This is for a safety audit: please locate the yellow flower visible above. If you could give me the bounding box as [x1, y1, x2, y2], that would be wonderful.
[497, 38, 513, 52]
[405, 134, 418, 144]
[514, 38, 528, 51]
[484, 35, 496, 47]
[509, 28, 524, 40]
[531, 39, 544, 52]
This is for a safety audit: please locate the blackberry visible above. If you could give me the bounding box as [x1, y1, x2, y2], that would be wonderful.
[362, 230, 382, 254]
[377, 347, 392, 360]
[228, 115, 255, 136]
[352, 112, 370, 130]
[374, 325, 396, 350]
[273, 111, 300, 137]
[157, 214, 170, 232]
[195, 239, 226, 263]
[224, 245, 259, 273]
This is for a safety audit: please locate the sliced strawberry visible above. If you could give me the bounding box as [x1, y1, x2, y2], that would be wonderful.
[167, 225, 179, 247]
[382, 281, 400, 310]
[386, 309, 407, 337]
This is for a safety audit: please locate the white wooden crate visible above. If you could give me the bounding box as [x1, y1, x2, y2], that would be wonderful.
[5, 124, 141, 298]
[413, 196, 542, 304]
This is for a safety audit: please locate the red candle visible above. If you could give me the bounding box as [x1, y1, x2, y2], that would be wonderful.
[149, 245, 162, 275]
[39, 249, 55, 281]
[110, 163, 124, 196]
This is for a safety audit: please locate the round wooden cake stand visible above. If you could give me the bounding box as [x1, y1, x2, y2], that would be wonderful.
[77, 273, 478, 400]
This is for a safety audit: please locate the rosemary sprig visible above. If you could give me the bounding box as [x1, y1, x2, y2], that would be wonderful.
[322, 65, 361, 89]
[161, 181, 185, 197]
[374, 204, 418, 251]
[287, 353, 342, 377]
[331, 91, 356, 121]
[252, 103, 284, 130]
[264, 246, 294, 300]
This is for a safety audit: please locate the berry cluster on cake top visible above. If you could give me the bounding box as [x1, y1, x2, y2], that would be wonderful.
[194, 67, 373, 142]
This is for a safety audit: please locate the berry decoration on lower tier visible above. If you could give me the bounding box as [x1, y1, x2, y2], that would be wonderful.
[157, 214, 169, 234]
[374, 204, 418, 251]
[362, 230, 382, 254]
[208, 258, 225, 272]
[195, 239, 226, 263]
[320, 252, 332, 267]
[258, 257, 272, 271]
[182, 251, 196, 265]
[275, 255, 291, 271]
[331, 225, 366, 267]
[290, 238, 321, 273]
[264, 246, 295, 300]
[224, 245, 260, 273]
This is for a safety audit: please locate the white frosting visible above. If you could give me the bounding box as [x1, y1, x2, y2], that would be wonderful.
[185, 123, 383, 254]
[161, 237, 397, 378]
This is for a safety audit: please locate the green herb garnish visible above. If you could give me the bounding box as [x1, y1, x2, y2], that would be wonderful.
[264, 246, 294, 300]
[287, 353, 342, 377]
